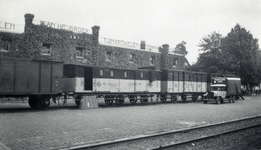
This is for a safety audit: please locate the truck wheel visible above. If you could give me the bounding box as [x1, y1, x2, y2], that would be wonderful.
[232, 96, 235, 103]
[215, 97, 221, 104]
[202, 96, 207, 104]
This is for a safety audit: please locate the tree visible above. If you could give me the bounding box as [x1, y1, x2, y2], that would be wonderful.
[173, 41, 188, 56]
[189, 32, 224, 73]
[189, 24, 261, 91]
[221, 24, 260, 89]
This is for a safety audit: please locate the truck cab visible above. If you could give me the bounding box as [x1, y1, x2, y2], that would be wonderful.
[210, 84, 227, 99]
[203, 77, 241, 104]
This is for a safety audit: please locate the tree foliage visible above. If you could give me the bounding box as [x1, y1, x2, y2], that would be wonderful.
[189, 24, 261, 88]
[173, 41, 188, 56]
[221, 24, 261, 87]
[189, 32, 224, 73]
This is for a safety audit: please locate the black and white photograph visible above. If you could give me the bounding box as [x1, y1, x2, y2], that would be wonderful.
[0, 0, 261, 149]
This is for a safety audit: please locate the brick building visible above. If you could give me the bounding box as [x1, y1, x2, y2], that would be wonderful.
[0, 13, 188, 70]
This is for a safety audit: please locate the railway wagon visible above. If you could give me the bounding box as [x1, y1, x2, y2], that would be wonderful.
[0, 57, 63, 109]
[160, 69, 208, 102]
[62, 64, 161, 105]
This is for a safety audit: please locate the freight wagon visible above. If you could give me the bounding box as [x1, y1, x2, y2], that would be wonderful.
[0, 57, 237, 109]
[0, 57, 63, 109]
[62, 65, 161, 106]
[160, 69, 208, 102]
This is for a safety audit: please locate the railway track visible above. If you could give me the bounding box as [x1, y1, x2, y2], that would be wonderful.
[57, 115, 261, 150]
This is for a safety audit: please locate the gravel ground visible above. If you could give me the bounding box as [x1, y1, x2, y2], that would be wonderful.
[0, 95, 261, 150]
[95, 116, 261, 150]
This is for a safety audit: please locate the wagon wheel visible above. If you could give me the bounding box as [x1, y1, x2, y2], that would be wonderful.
[181, 95, 187, 102]
[142, 96, 148, 104]
[129, 95, 137, 104]
[140, 96, 145, 104]
[171, 95, 178, 103]
[130, 99, 137, 104]
[75, 95, 82, 107]
[160, 95, 167, 103]
[192, 94, 198, 102]
[115, 96, 124, 105]
[38, 96, 51, 109]
[119, 99, 124, 104]
[215, 97, 221, 104]
[115, 99, 124, 105]
[28, 96, 38, 109]
[105, 100, 113, 105]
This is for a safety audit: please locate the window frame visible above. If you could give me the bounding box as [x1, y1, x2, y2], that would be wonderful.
[75, 47, 84, 58]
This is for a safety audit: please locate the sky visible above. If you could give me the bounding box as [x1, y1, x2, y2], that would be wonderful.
[0, 0, 260, 64]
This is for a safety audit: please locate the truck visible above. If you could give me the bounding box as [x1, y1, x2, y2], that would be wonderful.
[203, 77, 241, 104]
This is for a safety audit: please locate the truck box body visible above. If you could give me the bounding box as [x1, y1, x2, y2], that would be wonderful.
[212, 77, 241, 96]
[226, 78, 241, 96]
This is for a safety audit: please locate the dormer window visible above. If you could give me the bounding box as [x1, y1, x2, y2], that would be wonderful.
[0, 39, 9, 52]
[173, 59, 178, 68]
[85, 48, 91, 56]
[129, 54, 135, 63]
[41, 43, 51, 55]
[106, 51, 112, 61]
[75, 47, 84, 58]
[150, 56, 155, 65]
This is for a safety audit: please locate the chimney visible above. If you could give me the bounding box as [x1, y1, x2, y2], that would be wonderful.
[161, 44, 169, 69]
[24, 13, 34, 34]
[91, 25, 100, 45]
[140, 41, 146, 50]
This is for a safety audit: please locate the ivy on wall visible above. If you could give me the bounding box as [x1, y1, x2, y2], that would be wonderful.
[0, 13, 186, 70]
[0, 32, 31, 58]
[23, 23, 96, 66]
[99, 45, 162, 69]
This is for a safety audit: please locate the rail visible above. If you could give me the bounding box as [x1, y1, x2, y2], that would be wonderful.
[55, 115, 261, 150]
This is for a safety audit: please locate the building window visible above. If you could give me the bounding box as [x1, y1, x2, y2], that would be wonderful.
[129, 54, 135, 63]
[124, 71, 127, 77]
[100, 69, 103, 76]
[0, 39, 9, 52]
[85, 48, 91, 56]
[41, 43, 51, 55]
[75, 47, 84, 58]
[141, 72, 143, 78]
[106, 51, 112, 61]
[173, 59, 178, 67]
[185, 61, 189, 66]
[150, 56, 155, 65]
[110, 70, 114, 77]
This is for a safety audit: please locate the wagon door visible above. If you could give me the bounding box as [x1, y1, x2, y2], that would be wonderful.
[93, 68, 109, 92]
[84, 67, 93, 91]
[184, 72, 195, 93]
[196, 73, 203, 92]
[0, 58, 30, 95]
[135, 70, 147, 92]
[120, 70, 135, 93]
